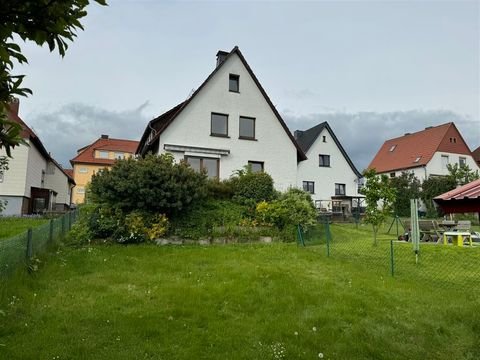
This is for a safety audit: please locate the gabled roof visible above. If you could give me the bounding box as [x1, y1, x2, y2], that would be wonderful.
[6, 103, 75, 184]
[368, 122, 473, 173]
[295, 122, 362, 177]
[434, 178, 480, 201]
[473, 146, 480, 166]
[137, 46, 307, 161]
[71, 137, 139, 166]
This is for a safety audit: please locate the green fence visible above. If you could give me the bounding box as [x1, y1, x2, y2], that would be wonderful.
[298, 220, 480, 293]
[0, 210, 78, 278]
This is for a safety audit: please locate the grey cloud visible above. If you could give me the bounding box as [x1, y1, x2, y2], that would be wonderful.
[283, 110, 480, 172]
[26, 103, 150, 168]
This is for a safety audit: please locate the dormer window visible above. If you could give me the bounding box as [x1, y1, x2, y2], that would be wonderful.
[389, 145, 397, 152]
[229, 74, 239, 92]
[97, 150, 109, 159]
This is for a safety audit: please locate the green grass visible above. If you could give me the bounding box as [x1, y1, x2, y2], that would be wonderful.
[0, 217, 48, 240]
[1, 235, 479, 359]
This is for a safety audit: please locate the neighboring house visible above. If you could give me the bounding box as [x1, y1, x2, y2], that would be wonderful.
[136, 47, 364, 211]
[472, 146, 480, 168]
[368, 122, 480, 181]
[295, 122, 363, 215]
[70, 135, 139, 204]
[137, 46, 306, 192]
[0, 100, 75, 215]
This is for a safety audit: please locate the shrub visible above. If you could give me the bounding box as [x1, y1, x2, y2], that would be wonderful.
[255, 188, 317, 231]
[206, 178, 234, 199]
[230, 166, 276, 204]
[90, 153, 208, 216]
[116, 211, 169, 244]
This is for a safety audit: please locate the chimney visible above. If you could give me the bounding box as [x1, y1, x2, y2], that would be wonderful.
[216, 50, 229, 67]
[101, 134, 109, 139]
[294, 130, 304, 139]
[8, 98, 20, 116]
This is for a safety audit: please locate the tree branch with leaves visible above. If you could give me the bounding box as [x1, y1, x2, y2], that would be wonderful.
[361, 169, 396, 246]
[0, 0, 107, 156]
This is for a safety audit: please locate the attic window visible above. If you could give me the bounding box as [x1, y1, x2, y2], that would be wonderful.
[322, 136, 326, 143]
[413, 156, 421, 163]
[389, 145, 397, 152]
[449, 137, 457, 143]
[229, 74, 239, 92]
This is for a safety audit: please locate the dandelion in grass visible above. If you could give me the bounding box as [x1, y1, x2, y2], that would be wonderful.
[318, 352, 324, 358]
[294, 331, 298, 336]
[312, 326, 317, 332]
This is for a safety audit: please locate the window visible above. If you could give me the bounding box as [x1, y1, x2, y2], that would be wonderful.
[413, 156, 421, 163]
[389, 145, 397, 152]
[115, 152, 125, 159]
[322, 136, 326, 143]
[79, 167, 88, 174]
[335, 183, 346, 196]
[390, 172, 396, 178]
[248, 161, 264, 173]
[76, 187, 85, 194]
[441, 155, 449, 169]
[239, 116, 255, 139]
[449, 137, 457, 143]
[319, 154, 330, 167]
[186, 156, 219, 179]
[459, 157, 466, 167]
[229, 74, 239, 92]
[303, 181, 315, 194]
[211, 113, 228, 137]
[98, 151, 109, 159]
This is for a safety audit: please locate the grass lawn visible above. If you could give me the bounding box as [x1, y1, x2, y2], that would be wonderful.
[1, 237, 479, 359]
[0, 217, 49, 240]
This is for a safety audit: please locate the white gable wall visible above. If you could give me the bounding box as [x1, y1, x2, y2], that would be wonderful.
[0, 144, 29, 196]
[297, 127, 359, 202]
[24, 140, 48, 198]
[158, 53, 298, 191]
[44, 162, 71, 207]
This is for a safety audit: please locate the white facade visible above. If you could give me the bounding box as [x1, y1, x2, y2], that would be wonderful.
[386, 151, 479, 182]
[0, 143, 29, 197]
[296, 127, 360, 203]
[44, 161, 73, 209]
[24, 140, 48, 197]
[157, 52, 298, 191]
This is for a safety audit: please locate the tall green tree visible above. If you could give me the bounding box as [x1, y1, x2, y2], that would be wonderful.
[0, 0, 107, 156]
[361, 169, 396, 246]
[389, 172, 421, 217]
[446, 163, 479, 186]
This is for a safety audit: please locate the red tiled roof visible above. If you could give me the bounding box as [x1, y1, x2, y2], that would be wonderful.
[368, 123, 472, 173]
[70, 137, 139, 165]
[434, 178, 480, 201]
[473, 146, 480, 166]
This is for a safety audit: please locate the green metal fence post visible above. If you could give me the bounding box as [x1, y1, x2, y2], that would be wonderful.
[390, 240, 395, 277]
[325, 218, 331, 257]
[26, 228, 33, 260]
[297, 225, 305, 247]
[49, 219, 54, 244]
[61, 215, 66, 237]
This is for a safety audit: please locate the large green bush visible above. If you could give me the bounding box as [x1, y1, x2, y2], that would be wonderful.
[230, 166, 277, 204]
[90, 153, 208, 216]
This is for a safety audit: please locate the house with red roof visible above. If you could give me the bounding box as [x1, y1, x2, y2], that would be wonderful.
[368, 122, 479, 181]
[0, 100, 76, 215]
[472, 146, 480, 168]
[70, 135, 139, 203]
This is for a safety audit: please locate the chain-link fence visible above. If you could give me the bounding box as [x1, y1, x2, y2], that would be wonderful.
[298, 219, 480, 293]
[0, 210, 79, 278]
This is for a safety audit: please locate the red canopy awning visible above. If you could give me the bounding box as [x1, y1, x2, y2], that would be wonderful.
[434, 179, 480, 213]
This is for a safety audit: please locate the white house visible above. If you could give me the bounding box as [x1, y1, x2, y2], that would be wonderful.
[137, 47, 306, 191]
[295, 122, 363, 214]
[368, 122, 480, 181]
[0, 101, 75, 215]
[137, 47, 362, 212]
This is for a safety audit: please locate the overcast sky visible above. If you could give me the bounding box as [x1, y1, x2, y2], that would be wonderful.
[14, 0, 480, 171]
